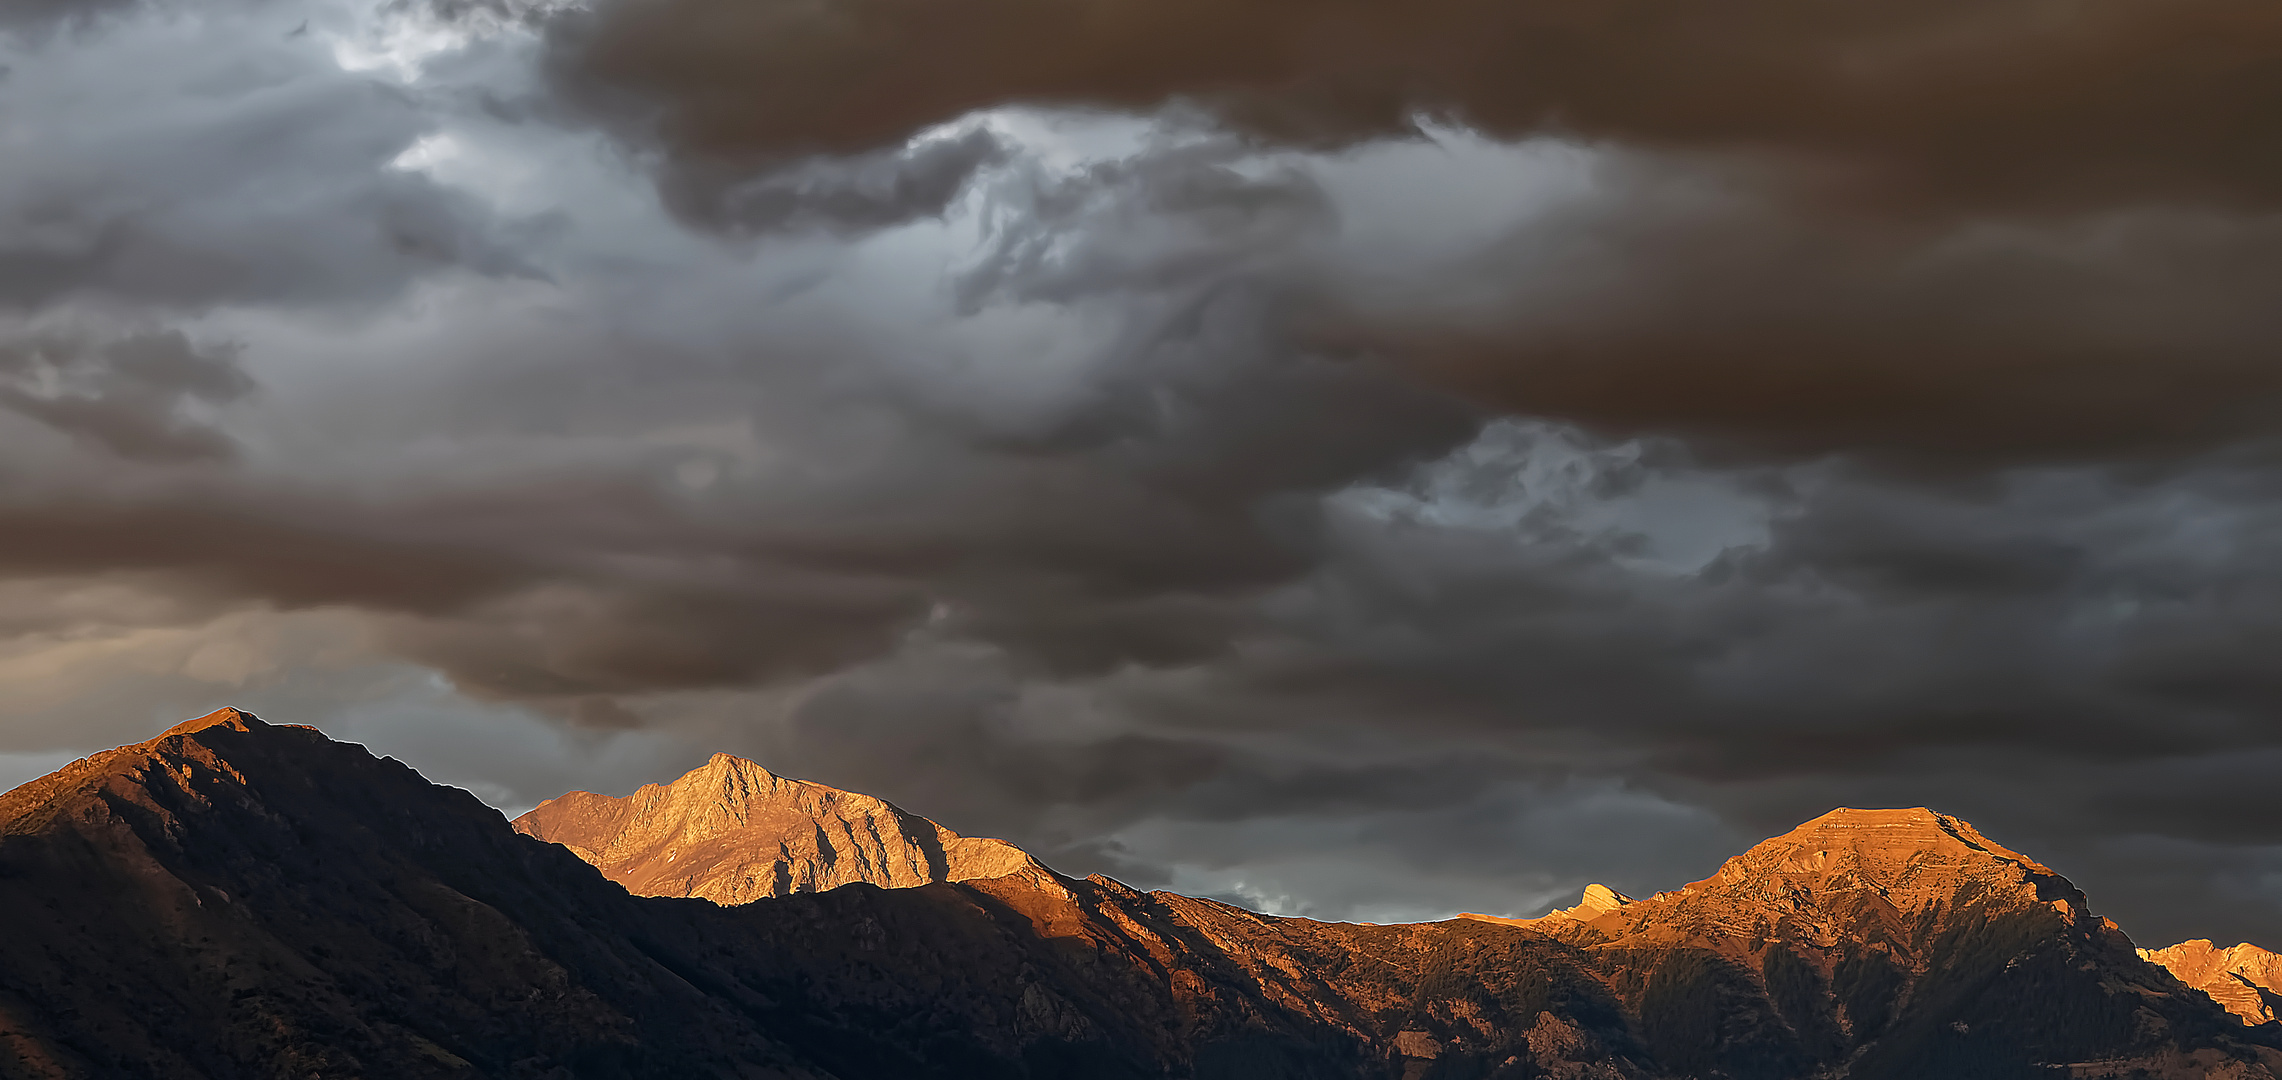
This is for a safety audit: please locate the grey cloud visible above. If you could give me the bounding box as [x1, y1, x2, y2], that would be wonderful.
[0, 4, 535, 312]
[1278, 435, 2282, 763]
[955, 142, 1336, 311]
[656, 128, 1010, 236]
[1123, 778, 1744, 922]
[719, 630, 1752, 923]
[0, 329, 254, 460]
[0, 0, 137, 36]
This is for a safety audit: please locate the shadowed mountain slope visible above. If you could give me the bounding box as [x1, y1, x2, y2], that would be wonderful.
[0, 709, 836, 1079]
[0, 711, 2274, 1079]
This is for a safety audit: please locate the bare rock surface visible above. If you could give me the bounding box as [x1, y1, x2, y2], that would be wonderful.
[2144, 939, 2282, 1026]
[1573, 806, 2087, 947]
[512, 752, 1047, 905]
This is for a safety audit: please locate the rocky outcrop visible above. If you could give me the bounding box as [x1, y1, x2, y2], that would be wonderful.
[1, 713, 2276, 1079]
[1451, 881, 1633, 931]
[513, 752, 1049, 905]
[2145, 940, 2282, 1026]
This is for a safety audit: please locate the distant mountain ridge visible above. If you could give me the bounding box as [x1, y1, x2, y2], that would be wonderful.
[0, 708, 2274, 1079]
[512, 752, 1053, 905]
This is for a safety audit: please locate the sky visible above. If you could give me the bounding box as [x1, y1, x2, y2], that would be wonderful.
[3, 0, 2281, 946]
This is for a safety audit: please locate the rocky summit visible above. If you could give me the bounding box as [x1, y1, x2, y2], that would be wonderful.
[1440, 806, 2276, 1078]
[0, 710, 2276, 1079]
[512, 752, 1048, 905]
[2144, 940, 2282, 1027]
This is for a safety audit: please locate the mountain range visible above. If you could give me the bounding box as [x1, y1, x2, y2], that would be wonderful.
[0, 708, 2275, 1079]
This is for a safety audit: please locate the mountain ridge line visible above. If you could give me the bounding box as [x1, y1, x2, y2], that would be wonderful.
[0, 706, 2273, 1078]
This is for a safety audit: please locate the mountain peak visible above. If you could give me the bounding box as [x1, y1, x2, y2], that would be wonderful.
[1579, 882, 1632, 912]
[700, 750, 774, 777]
[154, 706, 264, 740]
[682, 752, 795, 807]
[2, 708, 313, 830]
[1808, 805, 1940, 822]
[1510, 806, 2102, 965]
[514, 755, 1051, 905]
[1790, 805, 2005, 845]
[1727, 804, 2064, 884]
[2142, 939, 2282, 1026]
[1687, 805, 2076, 913]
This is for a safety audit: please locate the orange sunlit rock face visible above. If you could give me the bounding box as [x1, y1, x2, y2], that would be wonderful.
[512, 752, 1049, 905]
[1557, 807, 2091, 947]
[155, 706, 259, 739]
[1471, 806, 2096, 959]
[2143, 939, 2282, 1026]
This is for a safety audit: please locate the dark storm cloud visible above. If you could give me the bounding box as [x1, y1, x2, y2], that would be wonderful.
[546, 0, 2282, 205]
[752, 643, 1583, 886]
[0, 329, 254, 460]
[0, 496, 535, 612]
[381, 571, 930, 702]
[1322, 169, 2282, 464]
[1255, 441, 2282, 770]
